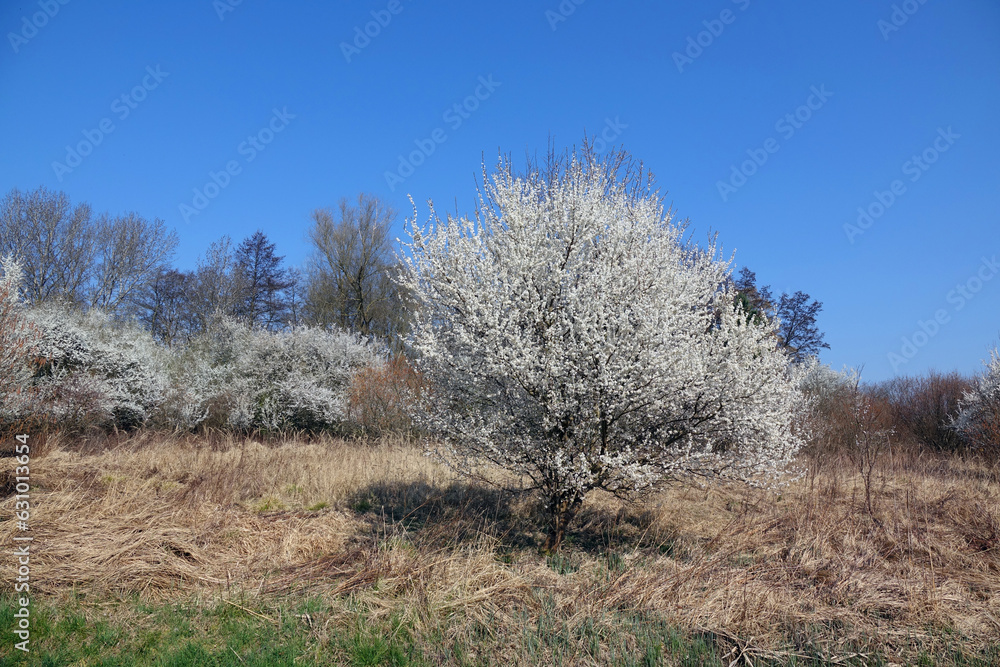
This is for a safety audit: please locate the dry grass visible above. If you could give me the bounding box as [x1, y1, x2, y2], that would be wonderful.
[2, 432, 999, 663]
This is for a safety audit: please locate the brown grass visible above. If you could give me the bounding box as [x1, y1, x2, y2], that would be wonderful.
[2, 432, 999, 661]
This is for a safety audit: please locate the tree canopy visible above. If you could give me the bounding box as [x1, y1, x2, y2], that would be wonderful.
[401, 145, 807, 551]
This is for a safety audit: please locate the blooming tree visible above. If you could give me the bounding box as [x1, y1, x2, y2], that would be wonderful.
[401, 147, 807, 551]
[1, 252, 381, 435]
[952, 346, 1000, 456]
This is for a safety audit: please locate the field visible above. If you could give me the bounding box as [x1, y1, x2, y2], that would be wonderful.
[1, 432, 999, 666]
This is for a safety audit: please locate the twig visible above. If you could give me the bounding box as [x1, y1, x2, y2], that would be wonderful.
[224, 599, 278, 625]
[700, 626, 869, 667]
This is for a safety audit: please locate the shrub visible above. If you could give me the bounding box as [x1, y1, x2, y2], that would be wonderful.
[165, 317, 379, 433]
[347, 354, 427, 436]
[26, 304, 167, 432]
[0, 257, 42, 437]
[952, 347, 1000, 459]
[796, 361, 858, 460]
[873, 372, 971, 452]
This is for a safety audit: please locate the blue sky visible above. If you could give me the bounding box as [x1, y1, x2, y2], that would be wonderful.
[1, 0, 998, 382]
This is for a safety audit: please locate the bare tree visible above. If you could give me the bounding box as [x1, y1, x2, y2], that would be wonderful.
[0, 187, 178, 315]
[90, 212, 179, 313]
[0, 186, 95, 305]
[134, 268, 197, 346]
[305, 193, 412, 346]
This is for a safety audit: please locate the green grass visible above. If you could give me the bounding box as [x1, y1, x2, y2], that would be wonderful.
[1, 594, 998, 666]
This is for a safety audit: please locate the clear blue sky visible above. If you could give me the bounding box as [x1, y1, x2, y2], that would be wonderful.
[2, 0, 998, 382]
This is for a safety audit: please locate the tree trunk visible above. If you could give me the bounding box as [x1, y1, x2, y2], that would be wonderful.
[543, 492, 583, 553]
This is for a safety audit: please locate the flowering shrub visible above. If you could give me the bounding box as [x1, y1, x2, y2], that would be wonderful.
[27, 305, 167, 432]
[952, 347, 1000, 458]
[3, 296, 377, 435]
[0, 257, 42, 435]
[401, 147, 808, 551]
[166, 317, 379, 433]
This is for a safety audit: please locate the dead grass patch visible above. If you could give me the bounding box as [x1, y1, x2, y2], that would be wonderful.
[2, 432, 999, 661]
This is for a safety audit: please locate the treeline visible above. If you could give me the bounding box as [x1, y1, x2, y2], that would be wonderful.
[1, 183, 996, 462]
[0, 186, 417, 438]
[0, 187, 177, 313]
[800, 360, 1000, 485]
[1, 186, 833, 363]
[0, 187, 412, 349]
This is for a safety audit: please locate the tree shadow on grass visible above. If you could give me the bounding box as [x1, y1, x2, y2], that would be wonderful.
[568, 501, 682, 556]
[346, 479, 539, 551]
[347, 480, 678, 556]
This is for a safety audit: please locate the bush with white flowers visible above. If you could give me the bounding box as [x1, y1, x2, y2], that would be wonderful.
[27, 305, 167, 431]
[401, 147, 808, 551]
[0, 257, 41, 427]
[168, 317, 380, 433]
[952, 346, 1000, 455]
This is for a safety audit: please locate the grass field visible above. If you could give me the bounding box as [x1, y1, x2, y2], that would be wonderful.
[1, 432, 999, 665]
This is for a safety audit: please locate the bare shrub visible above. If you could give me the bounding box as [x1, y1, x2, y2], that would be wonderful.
[347, 354, 427, 437]
[797, 364, 895, 518]
[872, 371, 971, 452]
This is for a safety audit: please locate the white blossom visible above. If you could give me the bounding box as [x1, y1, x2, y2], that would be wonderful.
[26, 304, 167, 430]
[952, 346, 1000, 452]
[400, 149, 807, 549]
[167, 316, 380, 432]
[0, 257, 41, 422]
